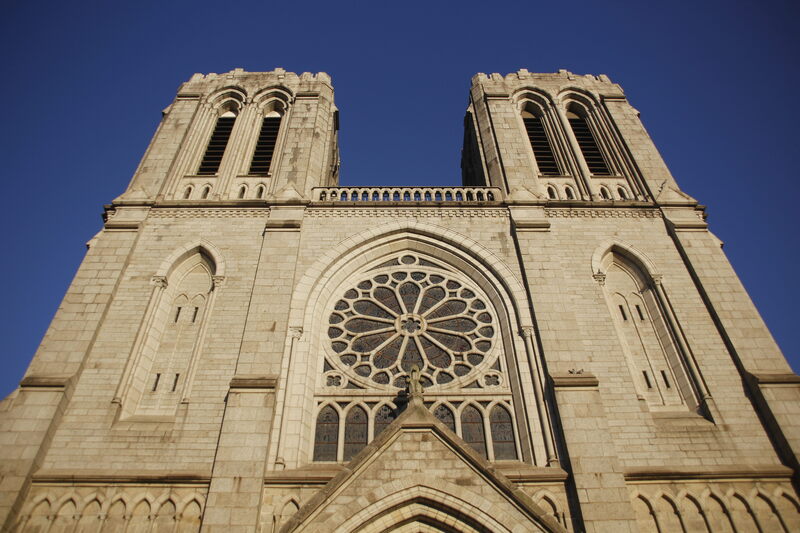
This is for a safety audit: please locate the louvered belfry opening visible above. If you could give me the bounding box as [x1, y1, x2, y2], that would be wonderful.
[197, 116, 236, 175]
[568, 111, 611, 175]
[522, 114, 559, 175]
[249, 116, 282, 175]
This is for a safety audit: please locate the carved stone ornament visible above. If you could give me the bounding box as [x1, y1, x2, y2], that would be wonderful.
[151, 275, 168, 288]
[592, 271, 607, 286]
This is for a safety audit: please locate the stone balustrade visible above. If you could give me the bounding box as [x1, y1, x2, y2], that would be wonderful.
[312, 186, 503, 203]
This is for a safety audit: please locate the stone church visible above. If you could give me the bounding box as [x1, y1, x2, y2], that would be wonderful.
[2, 68, 799, 532]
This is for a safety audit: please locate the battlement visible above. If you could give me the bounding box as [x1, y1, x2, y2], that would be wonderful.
[178, 67, 333, 99]
[471, 69, 624, 98]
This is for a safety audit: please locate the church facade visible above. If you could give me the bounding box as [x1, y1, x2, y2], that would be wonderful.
[1, 68, 799, 532]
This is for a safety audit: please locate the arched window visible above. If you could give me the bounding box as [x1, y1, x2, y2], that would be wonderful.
[343, 405, 368, 460]
[490, 405, 517, 460]
[374, 404, 396, 437]
[521, 110, 559, 175]
[603, 251, 697, 410]
[200, 185, 211, 199]
[313, 405, 339, 461]
[599, 186, 610, 200]
[183, 186, 193, 199]
[461, 405, 487, 458]
[198, 110, 237, 175]
[564, 186, 575, 200]
[255, 184, 265, 199]
[547, 186, 558, 200]
[434, 404, 456, 433]
[567, 106, 611, 176]
[249, 111, 282, 176]
[617, 187, 628, 200]
[237, 185, 247, 199]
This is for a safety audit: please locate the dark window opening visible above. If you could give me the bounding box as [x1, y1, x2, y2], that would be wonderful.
[618, 305, 627, 321]
[661, 370, 671, 389]
[172, 373, 180, 392]
[197, 116, 236, 175]
[313, 406, 339, 461]
[192, 307, 199, 323]
[249, 116, 281, 175]
[547, 186, 557, 199]
[152, 373, 161, 392]
[490, 405, 517, 460]
[635, 305, 645, 320]
[374, 405, 396, 437]
[174, 307, 182, 323]
[643, 371, 652, 389]
[568, 113, 611, 175]
[461, 405, 487, 458]
[343, 406, 368, 461]
[433, 404, 456, 433]
[523, 115, 559, 175]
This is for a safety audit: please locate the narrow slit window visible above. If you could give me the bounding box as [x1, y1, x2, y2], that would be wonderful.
[183, 186, 193, 199]
[565, 186, 575, 200]
[642, 371, 652, 389]
[618, 305, 627, 321]
[249, 115, 282, 175]
[547, 186, 557, 199]
[152, 373, 161, 392]
[661, 370, 671, 389]
[174, 307, 182, 323]
[567, 111, 611, 175]
[200, 186, 210, 199]
[172, 373, 180, 392]
[522, 113, 559, 175]
[197, 115, 236, 175]
[617, 187, 628, 200]
[191, 307, 199, 323]
[238, 186, 246, 199]
[635, 305, 645, 320]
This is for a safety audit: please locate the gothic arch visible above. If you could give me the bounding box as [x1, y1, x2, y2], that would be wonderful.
[270, 221, 555, 470]
[155, 240, 226, 279]
[313, 484, 555, 533]
[207, 86, 247, 111]
[591, 240, 660, 279]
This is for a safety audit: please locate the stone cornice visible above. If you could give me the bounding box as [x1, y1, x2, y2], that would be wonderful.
[624, 464, 793, 482]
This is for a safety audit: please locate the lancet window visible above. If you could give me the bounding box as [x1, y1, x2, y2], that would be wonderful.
[567, 105, 611, 176]
[197, 111, 237, 175]
[521, 110, 559, 175]
[249, 111, 282, 176]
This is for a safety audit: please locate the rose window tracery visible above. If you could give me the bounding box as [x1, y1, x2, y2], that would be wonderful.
[327, 255, 497, 389]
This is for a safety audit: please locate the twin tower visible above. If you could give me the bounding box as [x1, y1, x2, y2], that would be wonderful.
[2, 68, 799, 532]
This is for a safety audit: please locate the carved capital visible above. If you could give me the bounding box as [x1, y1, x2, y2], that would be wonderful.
[151, 275, 168, 288]
[519, 326, 535, 339]
[289, 327, 303, 339]
[212, 275, 226, 289]
[592, 271, 606, 286]
[651, 274, 663, 286]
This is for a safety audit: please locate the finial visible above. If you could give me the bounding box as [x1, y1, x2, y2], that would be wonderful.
[408, 365, 424, 404]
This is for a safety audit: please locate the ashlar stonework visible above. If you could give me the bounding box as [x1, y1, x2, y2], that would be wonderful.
[1, 68, 799, 532]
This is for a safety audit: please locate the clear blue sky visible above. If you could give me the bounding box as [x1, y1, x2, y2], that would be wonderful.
[1, 0, 797, 398]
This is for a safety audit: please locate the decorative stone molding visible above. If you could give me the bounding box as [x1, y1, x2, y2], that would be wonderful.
[211, 275, 226, 289]
[229, 375, 278, 390]
[624, 464, 793, 482]
[148, 208, 269, 218]
[545, 207, 662, 218]
[289, 327, 303, 339]
[749, 372, 800, 385]
[150, 275, 168, 288]
[550, 372, 599, 388]
[19, 375, 71, 390]
[592, 271, 606, 285]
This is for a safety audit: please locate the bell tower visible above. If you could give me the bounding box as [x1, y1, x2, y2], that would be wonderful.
[120, 67, 339, 202]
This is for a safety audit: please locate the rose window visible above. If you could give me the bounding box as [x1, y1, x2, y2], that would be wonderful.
[327, 256, 496, 389]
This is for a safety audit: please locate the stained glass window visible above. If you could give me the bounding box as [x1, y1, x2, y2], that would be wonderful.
[313, 406, 339, 461]
[461, 405, 487, 458]
[328, 257, 495, 389]
[490, 405, 517, 460]
[434, 404, 456, 433]
[374, 404, 396, 437]
[343, 405, 368, 460]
